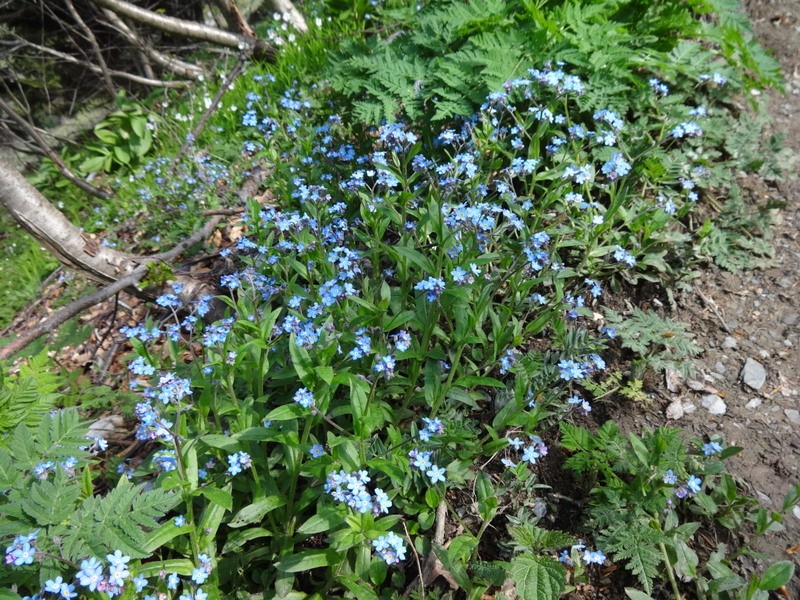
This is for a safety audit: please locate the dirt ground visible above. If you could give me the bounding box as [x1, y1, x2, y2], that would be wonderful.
[605, 0, 800, 591]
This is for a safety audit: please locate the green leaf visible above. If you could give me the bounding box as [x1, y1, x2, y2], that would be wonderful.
[276, 549, 332, 573]
[758, 561, 794, 590]
[137, 559, 194, 577]
[198, 486, 233, 511]
[201, 434, 241, 451]
[264, 403, 307, 422]
[390, 245, 435, 275]
[624, 589, 656, 600]
[337, 573, 379, 600]
[297, 510, 345, 535]
[228, 496, 286, 528]
[289, 336, 314, 386]
[509, 554, 565, 600]
[315, 366, 334, 385]
[142, 521, 194, 553]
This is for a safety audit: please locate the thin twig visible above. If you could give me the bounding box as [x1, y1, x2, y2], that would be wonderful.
[8, 35, 190, 88]
[403, 521, 425, 600]
[202, 207, 246, 216]
[696, 288, 733, 334]
[64, 0, 116, 97]
[0, 96, 112, 200]
[172, 52, 249, 166]
[0, 216, 222, 360]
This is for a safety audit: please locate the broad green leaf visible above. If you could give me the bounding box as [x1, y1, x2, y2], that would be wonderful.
[264, 403, 307, 422]
[510, 554, 565, 600]
[337, 574, 379, 600]
[222, 527, 272, 553]
[624, 589, 656, 600]
[200, 434, 240, 452]
[276, 549, 332, 573]
[137, 559, 194, 577]
[142, 522, 194, 553]
[297, 510, 345, 535]
[228, 496, 286, 528]
[758, 561, 794, 590]
[289, 335, 314, 386]
[198, 486, 233, 511]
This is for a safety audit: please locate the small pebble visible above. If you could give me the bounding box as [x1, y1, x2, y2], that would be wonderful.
[741, 358, 767, 391]
[701, 394, 727, 415]
[786, 409, 800, 426]
[722, 336, 738, 349]
[746, 398, 763, 409]
[783, 313, 799, 325]
[714, 361, 726, 374]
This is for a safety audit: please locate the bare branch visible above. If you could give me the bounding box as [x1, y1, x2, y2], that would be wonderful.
[0, 96, 112, 200]
[90, 0, 276, 58]
[0, 156, 135, 281]
[267, 0, 309, 33]
[64, 0, 116, 97]
[101, 9, 206, 80]
[0, 215, 223, 361]
[8, 35, 190, 88]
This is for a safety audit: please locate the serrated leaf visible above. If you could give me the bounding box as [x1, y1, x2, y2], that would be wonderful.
[510, 554, 565, 600]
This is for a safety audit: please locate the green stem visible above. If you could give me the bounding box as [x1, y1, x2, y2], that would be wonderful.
[659, 540, 683, 600]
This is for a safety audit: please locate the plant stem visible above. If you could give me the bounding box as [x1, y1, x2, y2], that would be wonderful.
[659, 540, 683, 600]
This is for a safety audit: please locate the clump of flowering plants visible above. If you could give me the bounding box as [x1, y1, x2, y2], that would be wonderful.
[0, 61, 774, 600]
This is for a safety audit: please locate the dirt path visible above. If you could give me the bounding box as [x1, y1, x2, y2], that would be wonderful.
[608, 0, 800, 588]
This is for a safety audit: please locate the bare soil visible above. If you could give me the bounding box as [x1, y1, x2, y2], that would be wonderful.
[606, 0, 800, 593]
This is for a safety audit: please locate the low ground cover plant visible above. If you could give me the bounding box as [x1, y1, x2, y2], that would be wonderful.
[1, 1, 797, 599]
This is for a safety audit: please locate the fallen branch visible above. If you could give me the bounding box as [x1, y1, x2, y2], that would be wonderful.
[9, 35, 191, 88]
[0, 216, 222, 361]
[90, 0, 276, 58]
[0, 96, 112, 200]
[65, 0, 116, 97]
[101, 9, 206, 80]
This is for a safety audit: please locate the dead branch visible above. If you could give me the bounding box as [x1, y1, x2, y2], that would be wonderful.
[64, 0, 116, 97]
[173, 52, 248, 165]
[8, 35, 190, 88]
[0, 96, 112, 200]
[0, 156, 136, 281]
[90, 0, 276, 58]
[268, 0, 309, 33]
[0, 215, 223, 361]
[101, 9, 206, 80]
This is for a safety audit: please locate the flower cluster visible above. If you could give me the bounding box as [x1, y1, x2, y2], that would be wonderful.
[502, 435, 549, 468]
[227, 451, 252, 476]
[408, 448, 447, 484]
[324, 469, 392, 516]
[372, 532, 407, 566]
[663, 469, 703, 498]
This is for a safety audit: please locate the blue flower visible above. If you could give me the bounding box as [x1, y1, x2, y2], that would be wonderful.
[426, 465, 446, 484]
[293, 387, 315, 408]
[309, 444, 325, 458]
[582, 549, 606, 565]
[373, 355, 396, 379]
[392, 330, 411, 352]
[174, 515, 186, 527]
[414, 277, 446, 302]
[663, 469, 677, 485]
[133, 574, 148, 592]
[522, 446, 540, 464]
[372, 532, 407, 565]
[167, 572, 180, 590]
[687, 475, 702, 494]
[612, 246, 637, 267]
[227, 452, 252, 476]
[77, 557, 104, 591]
[702, 441, 723, 456]
[558, 359, 585, 381]
[601, 153, 631, 181]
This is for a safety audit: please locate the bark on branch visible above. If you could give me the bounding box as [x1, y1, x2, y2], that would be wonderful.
[90, 0, 276, 58]
[0, 215, 223, 361]
[0, 157, 136, 282]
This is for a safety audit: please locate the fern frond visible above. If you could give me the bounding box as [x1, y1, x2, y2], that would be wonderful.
[65, 477, 179, 560]
[601, 521, 665, 594]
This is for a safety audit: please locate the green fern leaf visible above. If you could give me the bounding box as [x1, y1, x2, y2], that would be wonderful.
[65, 477, 179, 560]
[602, 522, 664, 594]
